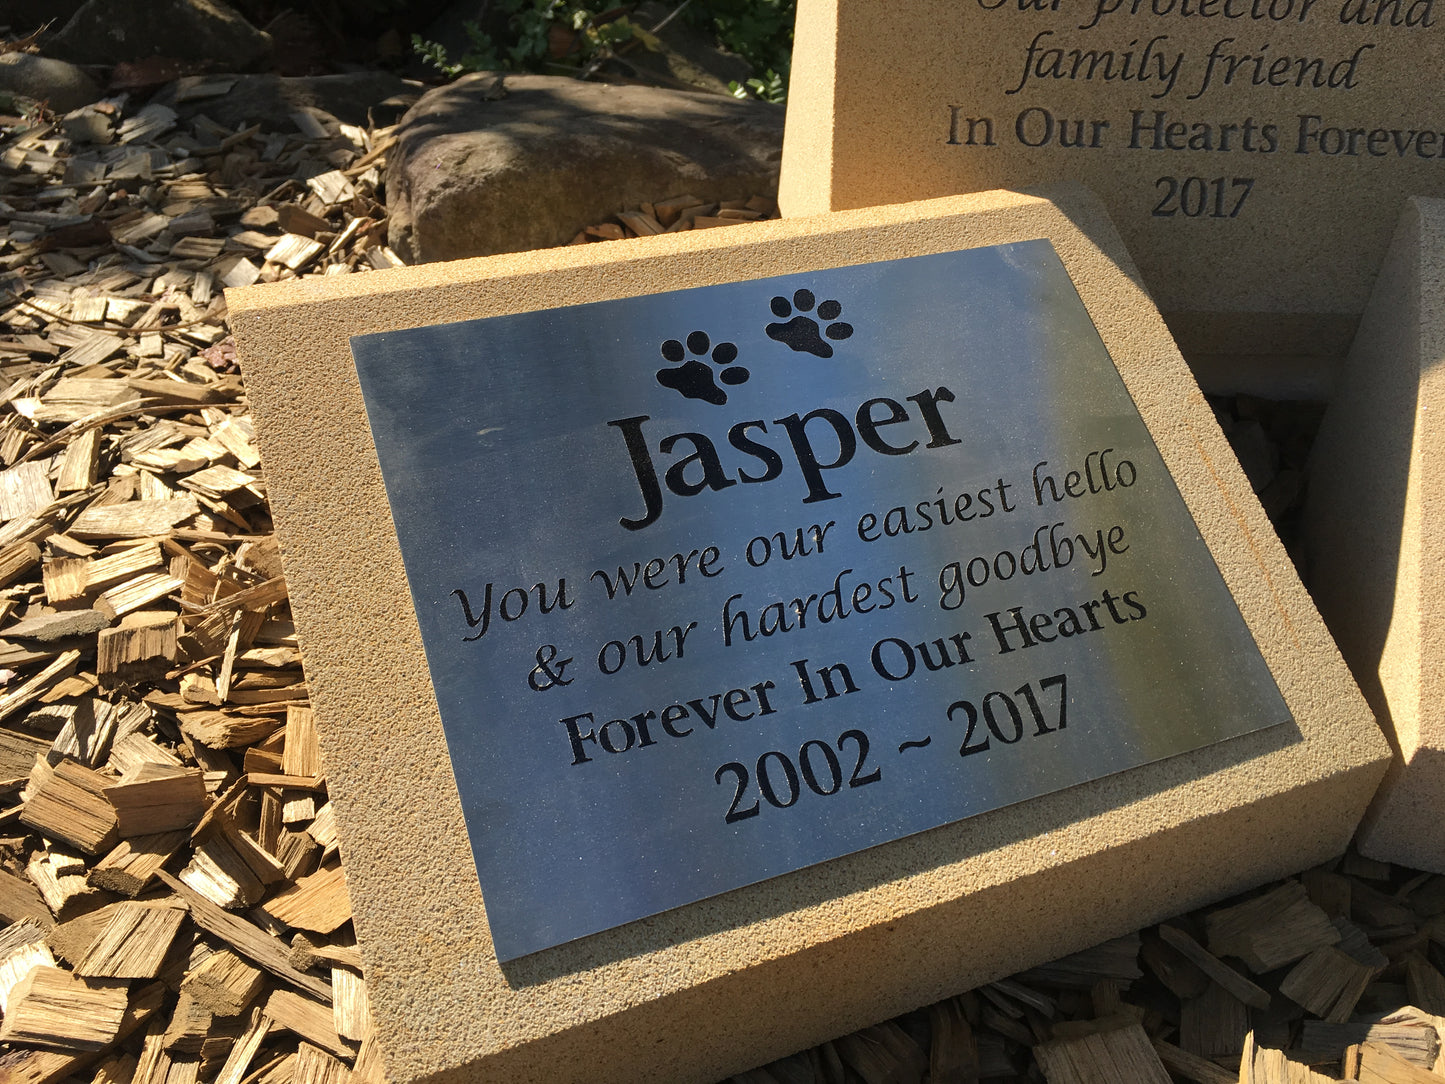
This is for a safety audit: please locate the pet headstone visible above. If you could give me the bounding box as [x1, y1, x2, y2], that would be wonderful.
[228, 186, 1388, 1084]
[1306, 196, 1445, 873]
[779, 0, 1445, 392]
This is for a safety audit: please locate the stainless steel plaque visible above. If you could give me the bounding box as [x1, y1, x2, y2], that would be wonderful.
[349, 238, 1290, 963]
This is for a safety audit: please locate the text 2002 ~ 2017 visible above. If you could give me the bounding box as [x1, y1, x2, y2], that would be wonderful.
[713, 673, 1070, 824]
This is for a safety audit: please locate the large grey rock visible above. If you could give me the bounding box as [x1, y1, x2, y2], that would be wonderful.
[0, 53, 101, 113]
[47, 0, 271, 70]
[155, 73, 421, 132]
[386, 73, 784, 263]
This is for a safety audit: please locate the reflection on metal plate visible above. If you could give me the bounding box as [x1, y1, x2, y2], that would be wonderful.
[349, 239, 1291, 963]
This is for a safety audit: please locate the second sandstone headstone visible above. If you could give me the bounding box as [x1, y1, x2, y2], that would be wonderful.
[1306, 196, 1445, 873]
[779, 0, 1445, 388]
[229, 187, 1387, 1083]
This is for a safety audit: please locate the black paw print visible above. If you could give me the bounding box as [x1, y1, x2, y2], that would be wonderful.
[765, 289, 853, 358]
[655, 330, 749, 405]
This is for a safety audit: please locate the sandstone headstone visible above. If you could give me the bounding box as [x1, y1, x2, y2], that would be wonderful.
[385, 72, 784, 263]
[779, 0, 1445, 393]
[1305, 196, 1445, 873]
[47, 0, 271, 70]
[229, 187, 1386, 1084]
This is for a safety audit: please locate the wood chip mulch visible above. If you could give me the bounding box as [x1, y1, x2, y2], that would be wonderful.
[0, 83, 1436, 1084]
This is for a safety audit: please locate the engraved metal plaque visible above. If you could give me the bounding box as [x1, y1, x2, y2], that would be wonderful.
[349, 238, 1290, 963]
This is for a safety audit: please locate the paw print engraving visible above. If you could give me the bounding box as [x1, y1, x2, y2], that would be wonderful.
[655, 330, 749, 405]
[765, 289, 854, 358]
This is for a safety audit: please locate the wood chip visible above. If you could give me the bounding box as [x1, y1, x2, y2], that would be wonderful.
[177, 710, 280, 749]
[1151, 1037, 1237, 1084]
[209, 416, 261, 469]
[7, 609, 111, 642]
[0, 649, 82, 724]
[0, 965, 128, 1050]
[70, 497, 200, 540]
[258, 861, 350, 934]
[1297, 1021, 1440, 1067]
[263, 988, 353, 1058]
[126, 376, 237, 405]
[160, 990, 211, 1054]
[26, 849, 96, 918]
[103, 762, 206, 836]
[211, 1007, 271, 1084]
[294, 1041, 350, 1084]
[1180, 980, 1250, 1062]
[363, 245, 404, 269]
[0, 980, 166, 1083]
[653, 194, 704, 226]
[264, 234, 324, 272]
[97, 609, 179, 685]
[54, 427, 101, 493]
[56, 332, 126, 370]
[180, 464, 256, 500]
[87, 829, 190, 897]
[834, 1022, 928, 1083]
[181, 947, 263, 1017]
[0, 540, 43, 589]
[289, 934, 362, 973]
[170, 237, 225, 260]
[1350, 1039, 1444, 1084]
[306, 802, 337, 853]
[0, 919, 56, 1012]
[305, 171, 354, 207]
[274, 205, 330, 237]
[281, 704, 319, 778]
[0, 536, 42, 586]
[84, 542, 164, 592]
[156, 870, 332, 1002]
[330, 964, 370, 1042]
[179, 833, 264, 909]
[107, 731, 183, 775]
[0, 93, 427, 1081]
[690, 215, 749, 229]
[351, 1031, 387, 1084]
[1240, 1031, 1338, 1083]
[1404, 955, 1445, 1017]
[46, 903, 117, 967]
[1281, 943, 1381, 1022]
[0, 461, 54, 522]
[47, 697, 125, 767]
[74, 900, 187, 979]
[0, 867, 53, 927]
[1035, 1021, 1171, 1083]
[216, 256, 261, 289]
[1206, 881, 1340, 973]
[20, 753, 118, 854]
[1158, 924, 1273, 1009]
[616, 210, 665, 236]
